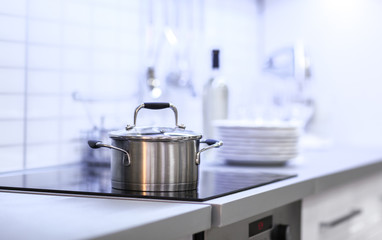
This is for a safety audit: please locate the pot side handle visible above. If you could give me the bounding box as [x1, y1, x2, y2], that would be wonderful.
[196, 139, 223, 165]
[88, 140, 131, 166]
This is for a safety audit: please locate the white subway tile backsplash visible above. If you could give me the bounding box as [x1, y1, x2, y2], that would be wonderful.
[116, 0, 140, 9]
[0, 120, 23, 145]
[93, 6, 117, 28]
[0, 95, 24, 119]
[92, 73, 118, 93]
[111, 74, 139, 98]
[26, 119, 60, 144]
[115, 32, 140, 51]
[28, 0, 61, 20]
[0, 0, 27, 16]
[0, 146, 23, 171]
[93, 29, 117, 49]
[62, 48, 90, 71]
[115, 10, 140, 30]
[61, 95, 88, 119]
[62, 1, 91, 25]
[28, 45, 60, 70]
[61, 72, 90, 94]
[27, 70, 60, 94]
[94, 0, 118, 6]
[87, 102, 117, 118]
[61, 118, 89, 141]
[0, 15, 26, 41]
[0, 69, 25, 93]
[62, 25, 91, 47]
[27, 96, 60, 119]
[116, 52, 140, 72]
[92, 51, 117, 71]
[0, 42, 25, 67]
[0, 0, 216, 172]
[59, 141, 82, 164]
[26, 143, 59, 168]
[28, 19, 61, 44]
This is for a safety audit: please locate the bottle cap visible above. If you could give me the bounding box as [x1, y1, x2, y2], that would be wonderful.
[212, 49, 220, 69]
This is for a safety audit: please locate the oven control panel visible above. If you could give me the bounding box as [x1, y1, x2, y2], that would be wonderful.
[249, 216, 273, 238]
[249, 216, 291, 240]
[204, 200, 301, 240]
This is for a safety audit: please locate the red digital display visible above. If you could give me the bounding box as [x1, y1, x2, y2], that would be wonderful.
[249, 216, 273, 237]
[258, 221, 264, 230]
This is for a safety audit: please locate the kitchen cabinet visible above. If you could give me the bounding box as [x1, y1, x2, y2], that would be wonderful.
[302, 171, 382, 240]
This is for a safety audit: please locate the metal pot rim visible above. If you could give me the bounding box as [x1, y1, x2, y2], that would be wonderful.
[109, 127, 202, 141]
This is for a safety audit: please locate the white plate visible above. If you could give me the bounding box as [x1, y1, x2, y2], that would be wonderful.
[216, 152, 298, 161]
[218, 135, 299, 142]
[219, 142, 299, 152]
[219, 146, 298, 154]
[218, 148, 298, 156]
[223, 155, 303, 166]
[220, 138, 298, 147]
[218, 135, 299, 143]
[214, 120, 300, 130]
[216, 126, 299, 133]
[216, 129, 299, 138]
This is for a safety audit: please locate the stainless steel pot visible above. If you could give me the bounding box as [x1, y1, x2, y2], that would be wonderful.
[88, 102, 222, 192]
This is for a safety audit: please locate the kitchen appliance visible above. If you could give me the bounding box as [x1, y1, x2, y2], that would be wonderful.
[0, 164, 299, 239]
[88, 102, 223, 192]
[0, 164, 295, 202]
[203, 200, 301, 240]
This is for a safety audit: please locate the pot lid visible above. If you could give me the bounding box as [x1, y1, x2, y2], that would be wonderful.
[110, 102, 203, 141]
[109, 126, 202, 141]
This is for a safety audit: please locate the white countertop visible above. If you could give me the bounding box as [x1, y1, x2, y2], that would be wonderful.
[0, 192, 211, 240]
[2, 145, 382, 239]
[202, 145, 382, 227]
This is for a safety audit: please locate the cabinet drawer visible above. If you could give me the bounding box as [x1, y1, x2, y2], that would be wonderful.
[303, 183, 356, 240]
[302, 172, 382, 240]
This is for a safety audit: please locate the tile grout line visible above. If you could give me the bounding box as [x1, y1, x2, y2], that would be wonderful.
[22, 0, 30, 170]
[57, 0, 64, 166]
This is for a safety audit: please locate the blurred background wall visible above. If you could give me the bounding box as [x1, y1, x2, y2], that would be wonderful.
[0, 0, 259, 171]
[262, 0, 382, 147]
[0, 0, 381, 172]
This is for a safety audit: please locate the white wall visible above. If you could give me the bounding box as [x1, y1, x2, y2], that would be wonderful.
[0, 0, 143, 171]
[0, 0, 260, 172]
[139, 0, 260, 132]
[4, 0, 381, 172]
[262, 0, 382, 147]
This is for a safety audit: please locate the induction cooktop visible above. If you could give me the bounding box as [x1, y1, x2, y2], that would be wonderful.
[0, 164, 296, 202]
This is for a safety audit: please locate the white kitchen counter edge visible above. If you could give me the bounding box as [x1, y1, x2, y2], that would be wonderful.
[203, 146, 382, 227]
[0, 191, 211, 240]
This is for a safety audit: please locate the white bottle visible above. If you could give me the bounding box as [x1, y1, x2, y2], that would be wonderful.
[203, 49, 228, 139]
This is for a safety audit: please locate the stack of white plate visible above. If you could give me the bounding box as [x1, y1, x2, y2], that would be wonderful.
[214, 120, 300, 165]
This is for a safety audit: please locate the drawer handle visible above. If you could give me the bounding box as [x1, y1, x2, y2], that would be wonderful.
[320, 209, 361, 229]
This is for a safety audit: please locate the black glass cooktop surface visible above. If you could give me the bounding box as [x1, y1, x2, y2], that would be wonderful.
[0, 164, 296, 202]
